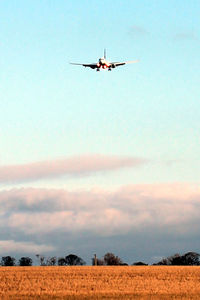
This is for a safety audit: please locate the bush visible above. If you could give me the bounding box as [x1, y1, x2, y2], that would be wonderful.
[133, 261, 148, 266]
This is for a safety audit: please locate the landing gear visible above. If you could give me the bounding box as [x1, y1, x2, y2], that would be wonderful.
[96, 68, 100, 72]
[108, 68, 112, 71]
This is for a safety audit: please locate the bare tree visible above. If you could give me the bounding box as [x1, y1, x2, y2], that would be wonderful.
[46, 256, 57, 266]
[39, 255, 46, 266]
[103, 253, 123, 265]
[35, 254, 46, 266]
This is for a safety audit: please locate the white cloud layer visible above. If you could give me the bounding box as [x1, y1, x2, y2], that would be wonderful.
[0, 240, 55, 255]
[0, 154, 146, 184]
[1, 183, 199, 237]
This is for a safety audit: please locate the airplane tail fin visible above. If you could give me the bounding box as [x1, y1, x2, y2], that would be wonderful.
[104, 49, 106, 59]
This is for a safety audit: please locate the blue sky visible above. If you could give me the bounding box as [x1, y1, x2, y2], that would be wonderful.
[0, 1, 200, 263]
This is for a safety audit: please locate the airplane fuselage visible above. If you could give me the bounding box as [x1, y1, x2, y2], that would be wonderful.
[97, 57, 111, 71]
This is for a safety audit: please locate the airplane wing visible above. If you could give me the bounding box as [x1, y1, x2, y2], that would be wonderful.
[70, 63, 98, 69]
[111, 60, 139, 67]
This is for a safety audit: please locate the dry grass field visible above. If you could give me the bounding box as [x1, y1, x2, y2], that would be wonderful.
[0, 266, 200, 299]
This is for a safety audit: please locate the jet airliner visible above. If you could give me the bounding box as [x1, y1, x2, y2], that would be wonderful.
[70, 49, 139, 71]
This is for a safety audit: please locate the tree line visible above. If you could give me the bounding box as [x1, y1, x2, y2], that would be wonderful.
[0, 251, 199, 266]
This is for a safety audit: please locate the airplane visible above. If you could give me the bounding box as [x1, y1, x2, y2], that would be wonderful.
[70, 49, 139, 71]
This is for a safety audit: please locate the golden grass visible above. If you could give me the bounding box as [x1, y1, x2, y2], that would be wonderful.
[0, 266, 200, 299]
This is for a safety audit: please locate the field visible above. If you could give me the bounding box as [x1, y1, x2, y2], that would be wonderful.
[0, 266, 200, 299]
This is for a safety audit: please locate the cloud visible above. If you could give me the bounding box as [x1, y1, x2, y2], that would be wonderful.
[174, 31, 198, 41]
[0, 154, 147, 184]
[0, 240, 55, 255]
[1, 183, 200, 262]
[129, 25, 149, 37]
[1, 183, 199, 236]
